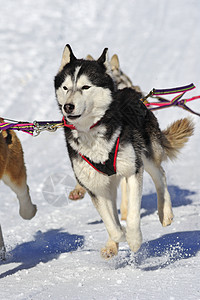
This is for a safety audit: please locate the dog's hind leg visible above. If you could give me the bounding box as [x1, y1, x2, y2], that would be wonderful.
[143, 158, 173, 226]
[126, 169, 143, 253]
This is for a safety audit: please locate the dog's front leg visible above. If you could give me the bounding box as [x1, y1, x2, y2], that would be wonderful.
[100, 177, 124, 259]
[16, 183, 37, 220]
[126, 169, 143, 252]
[91, 194, 125, 258]
[91, 195, 125, 243]
[120, 177, 128, 220]
[2, 175, 37, 220]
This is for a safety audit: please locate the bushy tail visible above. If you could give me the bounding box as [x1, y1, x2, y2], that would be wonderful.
[162, 118, 194, 160]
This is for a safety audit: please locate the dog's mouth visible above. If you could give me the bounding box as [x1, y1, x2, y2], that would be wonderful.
[66, 107, 86, 121]
[67, 114, 82, 120]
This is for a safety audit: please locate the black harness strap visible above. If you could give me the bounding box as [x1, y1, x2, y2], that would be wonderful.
[79, 136, 120, 176]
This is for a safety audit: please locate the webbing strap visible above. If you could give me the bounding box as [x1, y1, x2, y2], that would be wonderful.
[152, 83, 195, 96]
[144, 83, 200, 116]
[1, 83, 200, 136]
[0, 122, 35, 135]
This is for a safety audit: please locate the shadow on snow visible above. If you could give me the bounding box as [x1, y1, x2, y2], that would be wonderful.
[0, 229, 84, 278]
[115, 231, 200, 271]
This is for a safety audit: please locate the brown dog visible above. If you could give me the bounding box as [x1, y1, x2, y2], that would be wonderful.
[0, 118, 37, 258]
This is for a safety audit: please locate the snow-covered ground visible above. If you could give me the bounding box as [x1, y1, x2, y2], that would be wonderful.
[0, 0, 200, 299]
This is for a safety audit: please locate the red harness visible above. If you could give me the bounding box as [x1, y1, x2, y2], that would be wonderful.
[62, 117, 100, 130]
[62, 117, 120, 176]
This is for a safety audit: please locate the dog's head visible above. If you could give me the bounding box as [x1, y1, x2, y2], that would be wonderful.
[55, 44, 115, 130]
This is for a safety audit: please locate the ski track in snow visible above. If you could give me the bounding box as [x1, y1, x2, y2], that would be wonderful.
[0, 0, 200, 299]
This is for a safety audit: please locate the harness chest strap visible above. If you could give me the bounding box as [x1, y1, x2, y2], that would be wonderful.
[79, 136, 120, 176]
[63, 117, 120, 176]
[62, 116, 100, 130]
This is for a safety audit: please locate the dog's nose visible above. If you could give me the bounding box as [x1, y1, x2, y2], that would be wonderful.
[64, 103, 75, 114]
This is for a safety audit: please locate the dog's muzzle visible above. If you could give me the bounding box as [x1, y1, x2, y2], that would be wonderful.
[63, 104, 82, 120]
[64, 103, 75, 114]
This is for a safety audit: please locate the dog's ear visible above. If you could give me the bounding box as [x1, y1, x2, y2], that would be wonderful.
[97, 48, 113, 76]
[97, 48, 109, 66]
[59, 44, 77, 72]
[98, 48, 116, 82]
[86, 54, 94, 61]
[110, 54, 120, 70]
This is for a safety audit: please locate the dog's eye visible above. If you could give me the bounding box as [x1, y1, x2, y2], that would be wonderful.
[81, 85, 91, 90]
[63, 86, 68, 91]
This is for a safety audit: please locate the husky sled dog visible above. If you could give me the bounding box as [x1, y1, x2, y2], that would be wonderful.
[55, 45, 194, 259]
[0, 119, 37, 258]
[69, 53, 142, 221]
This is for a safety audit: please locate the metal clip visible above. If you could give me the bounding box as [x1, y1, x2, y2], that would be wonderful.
[33, 121, 42, 136]
[33, 121, 58, 136]
[141, 89, 154, 103]
[46, 123, 58, 133]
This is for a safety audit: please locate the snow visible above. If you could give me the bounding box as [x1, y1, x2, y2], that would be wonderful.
[0, 0, 200, 299]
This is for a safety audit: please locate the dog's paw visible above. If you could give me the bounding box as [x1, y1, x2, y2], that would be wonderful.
[69, 187, 86, 200]
[19, 204, 37, 220]
[101, 242, 119, 260]
[126, 230, 142, 253]
[162, 213, 174, 227]
[159, 207, 174, 227]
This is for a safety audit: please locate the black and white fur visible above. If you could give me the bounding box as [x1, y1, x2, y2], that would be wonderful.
[55, 45, 194, 259]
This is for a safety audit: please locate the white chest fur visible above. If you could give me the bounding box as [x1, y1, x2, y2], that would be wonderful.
[70, 128, 137, 196]
[69, 126, 121, 163]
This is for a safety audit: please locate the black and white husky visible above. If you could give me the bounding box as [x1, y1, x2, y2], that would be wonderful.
[55, 45, 194, 259]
